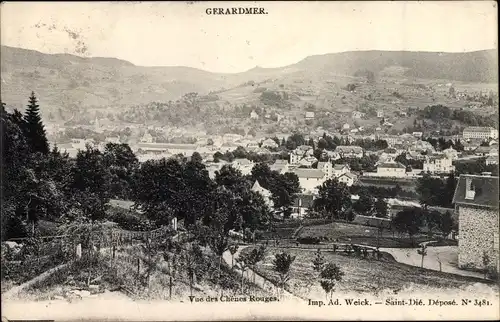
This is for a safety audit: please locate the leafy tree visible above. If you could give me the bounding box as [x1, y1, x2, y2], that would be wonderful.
[393, 207, 424, 246]
[269, 172, 301, 217]
[273, 252, 296, 299]
[353, 192, 374, 216]
[191, 151, 203, 163]
[312, 249, 325, 273]
[319, 263, 344, 300]
[313, 179, 352, 221]
[439, 211, 454, 239]
[417, 244, 427, 268]
[103, 143, 138, 199]
[416, 173, 444, 208]
[373, 198, 388, 218]
[23, 92, 49, 154]
[425, 210, 441, 236]
[246, 245, 267, 283]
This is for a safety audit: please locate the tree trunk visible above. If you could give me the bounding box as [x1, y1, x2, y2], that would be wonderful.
[169, 276, 173, 299]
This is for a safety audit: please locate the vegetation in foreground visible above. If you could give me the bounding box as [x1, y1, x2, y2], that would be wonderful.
[240, 247, 498, 299]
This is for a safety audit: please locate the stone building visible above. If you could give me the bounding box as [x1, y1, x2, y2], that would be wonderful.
[452, 174, 499, 272]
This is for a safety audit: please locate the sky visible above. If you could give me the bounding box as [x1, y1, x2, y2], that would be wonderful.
[1, 1, 498, 73]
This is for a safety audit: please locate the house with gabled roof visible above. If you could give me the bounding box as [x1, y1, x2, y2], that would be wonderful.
[338, 172, 357, 187]
[335, 145, 363, 158]
[292, 169, 326, 193]
[270, 159, 289, 174]
[251, 180, 273, 208]
[376, 161, 406, 177]
[232, 158, 255, 175]
[452, 174, 499, 272]
[316, 161, 333, 179]
[332, 163, 350, 178]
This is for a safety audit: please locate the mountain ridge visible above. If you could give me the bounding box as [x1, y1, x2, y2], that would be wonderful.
[1, 45, 497, 114]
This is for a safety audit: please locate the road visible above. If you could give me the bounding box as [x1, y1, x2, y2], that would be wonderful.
[222, 246, 304, 303]
[380, 245, 485, 279]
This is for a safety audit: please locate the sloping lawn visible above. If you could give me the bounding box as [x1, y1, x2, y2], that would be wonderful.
[241, 247, 497, 299]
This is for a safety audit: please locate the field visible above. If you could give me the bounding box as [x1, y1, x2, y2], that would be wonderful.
[241, 246, 498, 299]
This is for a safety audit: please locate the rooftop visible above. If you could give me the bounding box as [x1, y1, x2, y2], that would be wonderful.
[292, 169, 325, 179]
[378, 161, 406, 169]
[333, 164, 349, 170]
[452, 175, 499, 209]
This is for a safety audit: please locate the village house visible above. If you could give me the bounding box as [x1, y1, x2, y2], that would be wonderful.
[136, 143, 199, 157]
[412, 140, 436, 154]
[292, 168, 326, 193]
[251, 180, 274, 208]
[270, 159, 289, 174]
[377, 111, 384, 118]
[342, 123, 350, 130]
[485, 156, 499, 166]
[376, 160, 407, 177]
[105, 136, 121, 144]
[140, 131, 154, 143]
[412, 132, 423, 138]
[338, 172, 358, 186]
[463, 127, 498, 140]
[232, 158, 255, 175]
[452, 175, 499, 272]
[352, 111, 365, 119]
[290, 145, 315, 165]
[222, 133, 243, 143]
[298, 156, 318, 168]
[250, 110, 259, 119]
[261, 138, 279, 149]
[442, 147, 459, 160]
[316, 161, 333, 179]
[473, 146, 498, 157]
[218, 142, 240, 153]
[305, 111, 315, 120]
[423, 154, 455, 174]
[462, 141, 479, 152]
[332, 163, 350, 178]
[335, 145, 363, 158]
[323, 150, 341, 161]
[247, 146, 271, 155]
[291, 193, 316, 219]
[406, 150, 426, 161]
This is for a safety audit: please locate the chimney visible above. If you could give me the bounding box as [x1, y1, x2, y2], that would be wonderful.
[465, 177, 475, 200]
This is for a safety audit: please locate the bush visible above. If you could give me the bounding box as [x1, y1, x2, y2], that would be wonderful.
[297, 236, 321, 245]
[107, 211, 150, 231]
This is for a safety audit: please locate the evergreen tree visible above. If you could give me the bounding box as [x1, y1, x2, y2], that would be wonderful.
[24, 92, 49, 154]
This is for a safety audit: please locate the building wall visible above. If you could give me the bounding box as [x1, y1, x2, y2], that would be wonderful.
[298, 177, 324, 192]
[458, 204, 499, 271]
[376, 167, 406, 177]
[338, 176, 354, 186]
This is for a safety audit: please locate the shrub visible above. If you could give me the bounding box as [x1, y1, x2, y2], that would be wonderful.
[297, 236, 321, 245]
[107, 211, 150, 231]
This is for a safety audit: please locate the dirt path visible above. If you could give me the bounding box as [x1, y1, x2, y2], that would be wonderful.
[380, 246, 485, 279]
[222, 246, 303, 303]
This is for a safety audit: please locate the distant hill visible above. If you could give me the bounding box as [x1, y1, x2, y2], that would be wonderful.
[0, 45, 497, 116]
[292, 50, 497, 83]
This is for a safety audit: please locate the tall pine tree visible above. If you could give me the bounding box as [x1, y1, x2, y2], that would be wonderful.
[24, 92, 49, 154]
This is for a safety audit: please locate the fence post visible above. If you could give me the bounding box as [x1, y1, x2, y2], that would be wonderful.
[113, 245, 116, 259]
[137, 258, 140, 276]
[76, 243, 82, 259]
